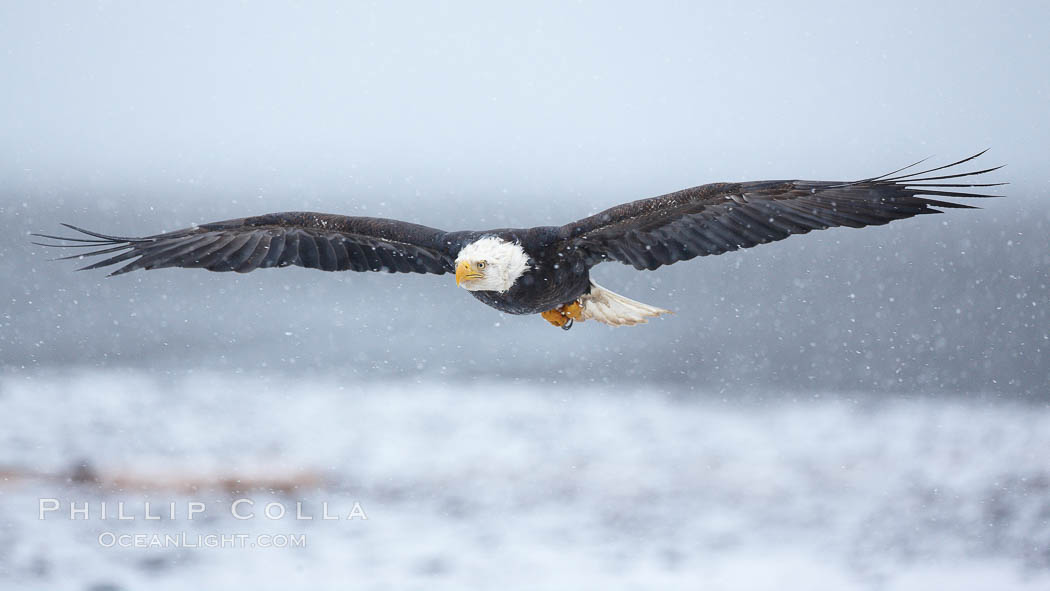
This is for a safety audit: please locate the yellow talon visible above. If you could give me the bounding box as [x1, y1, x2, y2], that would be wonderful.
[541, 300, 583, 329]
[541, 308, 570, 327]
[562, 300, 582, 320]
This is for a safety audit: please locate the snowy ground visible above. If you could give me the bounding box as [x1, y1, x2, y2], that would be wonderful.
[1, 369, 1048, 590]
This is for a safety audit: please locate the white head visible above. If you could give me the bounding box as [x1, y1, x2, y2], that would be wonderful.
[455, 237, 530, 293]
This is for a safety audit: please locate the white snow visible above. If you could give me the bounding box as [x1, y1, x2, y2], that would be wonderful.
[1, 369, 1047, 589]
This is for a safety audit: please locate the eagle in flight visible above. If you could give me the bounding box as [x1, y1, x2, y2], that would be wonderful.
[34, 152, 1002, 329]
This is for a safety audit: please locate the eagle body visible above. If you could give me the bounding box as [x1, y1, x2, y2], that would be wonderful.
[452, 227, 592, 315]
[34, 153, 1003, 329]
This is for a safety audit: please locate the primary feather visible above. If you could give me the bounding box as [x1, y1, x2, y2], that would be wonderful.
[557, 151, 1003, 270]
[37, 212, 458, 276]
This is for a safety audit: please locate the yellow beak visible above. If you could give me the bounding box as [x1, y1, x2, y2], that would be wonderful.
[455, 260, 483, 286]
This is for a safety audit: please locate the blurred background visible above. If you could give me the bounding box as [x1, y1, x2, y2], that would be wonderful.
[1, 1, 1048, 589]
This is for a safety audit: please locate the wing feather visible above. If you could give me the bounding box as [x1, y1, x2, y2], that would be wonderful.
[236, 234, 273, 273]
[297, 233, 321, 269]
[120, 234, 220, 271]
[559, 153, 1003, 270]
[340, 240, 369, 270]
[277, 232, 302, 267]
[221, 233, 265, 272]
[258, 232, 286, 269]
[34, 212, 462, 277]
[194, 234, 250, 272]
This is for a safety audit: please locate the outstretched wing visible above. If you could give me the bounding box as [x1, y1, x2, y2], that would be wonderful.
[33, 212, 461, 276]
[558, 152, 1005, 271]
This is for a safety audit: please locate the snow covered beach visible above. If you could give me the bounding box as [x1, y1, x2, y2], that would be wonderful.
[2, 369, 1047, 590]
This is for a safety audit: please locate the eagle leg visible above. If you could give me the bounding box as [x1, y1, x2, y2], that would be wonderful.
[541, 300, 583, 330]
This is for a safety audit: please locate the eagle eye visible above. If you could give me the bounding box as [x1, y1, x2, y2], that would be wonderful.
[477, 261, 486, 269]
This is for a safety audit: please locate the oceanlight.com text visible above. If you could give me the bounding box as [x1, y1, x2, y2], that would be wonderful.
[97, 531, 308, 549]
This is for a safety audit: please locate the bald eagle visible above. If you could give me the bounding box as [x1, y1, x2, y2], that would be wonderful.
[34, 152, 1002, 329]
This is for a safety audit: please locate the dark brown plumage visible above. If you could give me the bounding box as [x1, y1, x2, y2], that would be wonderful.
[33, 152, 1003, 324]
[36, 213, 457, 276]
[556, 151, 1003, 270]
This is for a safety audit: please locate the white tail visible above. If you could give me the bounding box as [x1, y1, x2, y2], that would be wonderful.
[579, 281, 671, 326]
